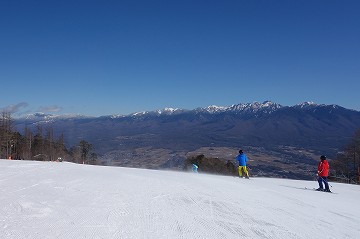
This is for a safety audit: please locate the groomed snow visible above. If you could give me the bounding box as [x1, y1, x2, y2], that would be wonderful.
[1, 160, 359, 239]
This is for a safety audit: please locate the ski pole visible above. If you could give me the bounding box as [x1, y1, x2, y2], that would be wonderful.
[320, 176, 332, 188]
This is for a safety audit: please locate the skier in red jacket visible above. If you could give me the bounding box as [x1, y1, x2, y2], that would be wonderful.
[317, 155, 331, 192]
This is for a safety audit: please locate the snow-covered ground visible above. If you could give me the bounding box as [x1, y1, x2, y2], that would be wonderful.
[0, 160, 359, 239]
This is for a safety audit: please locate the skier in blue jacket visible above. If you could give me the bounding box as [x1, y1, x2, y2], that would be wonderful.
[235, 150, 249, 178]
[192, 164, 199, 173]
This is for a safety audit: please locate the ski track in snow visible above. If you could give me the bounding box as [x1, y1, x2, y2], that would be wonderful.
[0, 160, 359, 239]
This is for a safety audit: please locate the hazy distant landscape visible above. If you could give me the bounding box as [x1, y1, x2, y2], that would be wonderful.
[14, 101, 360, 179]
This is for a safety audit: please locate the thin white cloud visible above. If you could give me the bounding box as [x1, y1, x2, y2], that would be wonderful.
[1, 102, 29, 113]
[38, 105, 63, 113]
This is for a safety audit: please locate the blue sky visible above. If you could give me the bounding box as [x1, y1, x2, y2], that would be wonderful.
[1, 0, 359, 117]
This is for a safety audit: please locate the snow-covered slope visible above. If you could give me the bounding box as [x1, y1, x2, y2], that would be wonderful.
[1, 160, 359, 239]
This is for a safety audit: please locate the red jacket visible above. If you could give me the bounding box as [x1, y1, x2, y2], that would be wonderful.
[318, 159, 329, 177]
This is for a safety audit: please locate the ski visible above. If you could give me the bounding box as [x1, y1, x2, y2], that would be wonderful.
[304, 187, 334, 193]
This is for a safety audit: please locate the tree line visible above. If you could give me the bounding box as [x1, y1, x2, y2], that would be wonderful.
[0, 111, 98, 165]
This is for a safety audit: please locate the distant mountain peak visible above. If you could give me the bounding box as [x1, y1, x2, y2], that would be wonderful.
[226, 101, 282, 115]
[23, 112, 91, 121]
[131, 111, 148, 117]
[26, 112, 51, 119]
[156, 108, 183, 115]
[202, 105, 228, 113]
[295, 102, 344, 111]
[296, 102, 317, 108]
[110, 114, 125, 119]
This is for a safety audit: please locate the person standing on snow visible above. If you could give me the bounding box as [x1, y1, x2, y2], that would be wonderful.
[192, 163, 199, 173]
[235, 150, 249, 178]
[317, 155, 331, 192]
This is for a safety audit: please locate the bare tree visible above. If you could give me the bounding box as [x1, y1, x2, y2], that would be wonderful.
[0, 111, 14, 159]
[45, 126, 54, 161]
[333, 129, 360, 184]
[23, 126, 33, 159]
[79, 140, 93, 164]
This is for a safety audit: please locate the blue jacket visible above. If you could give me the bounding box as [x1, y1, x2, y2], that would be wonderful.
[192, 164, 198, 173]
[236, 153, 248, 166]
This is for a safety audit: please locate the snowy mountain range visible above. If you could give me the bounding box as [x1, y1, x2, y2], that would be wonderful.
[20, 101, 354, 121]
[15, 101, 360, 178]
[128, 101, 348, 116]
